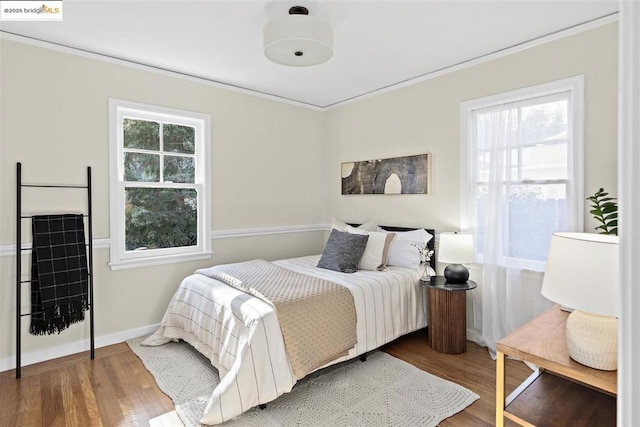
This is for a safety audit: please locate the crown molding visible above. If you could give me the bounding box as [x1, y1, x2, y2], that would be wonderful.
[0, 31, 324, 111]
[324, 13, 618, 110]
[1, 13, 617, 111]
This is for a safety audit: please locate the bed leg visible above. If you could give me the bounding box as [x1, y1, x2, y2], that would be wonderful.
[360, 354, 367, 362]
[259, 404, 267, 410]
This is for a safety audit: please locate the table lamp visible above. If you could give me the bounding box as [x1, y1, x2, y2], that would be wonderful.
[541, 232, 619, 371]
[438, 232, 475, 284]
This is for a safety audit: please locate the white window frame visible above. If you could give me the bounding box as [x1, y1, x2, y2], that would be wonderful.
[460, 76, 584, 270]
[108, 98, 212, 270]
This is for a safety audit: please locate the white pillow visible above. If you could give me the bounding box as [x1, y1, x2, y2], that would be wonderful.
[331, 218, 378, 232]
[385, 228, 434, 268]
[347, 228, 396, 271]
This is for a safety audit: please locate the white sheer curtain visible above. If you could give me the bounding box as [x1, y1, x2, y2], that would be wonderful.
[471, 105, 554, 354]
[461, 81, 583, 355]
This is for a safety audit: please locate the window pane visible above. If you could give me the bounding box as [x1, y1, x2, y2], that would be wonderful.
[477, 150, 491, 182]
[124, 152, 160, 182]
[477, 149, 511, 182]
[520, 142, 568, 181]
[163, 124, 195, 154]
[475, 109, 519, 150]
[164, 155, 195, 183]
[476, 183, 567, 262]
[125, 188, 198, 251]
[508, 184, 567, 261]
[520, 100, 568, 144]
[476, 113, 494, 150]
[475, 184, 490, 254]
[123, 119, 160, 150]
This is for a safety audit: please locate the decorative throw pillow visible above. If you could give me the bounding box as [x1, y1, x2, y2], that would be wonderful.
[385, 228, 434, 268]
[347, 228, 396, 271]
[317, 229, 369, 273]
[331, 218, 378, 233]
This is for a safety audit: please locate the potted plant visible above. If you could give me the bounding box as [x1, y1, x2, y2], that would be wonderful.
[586, 188, 618, 235]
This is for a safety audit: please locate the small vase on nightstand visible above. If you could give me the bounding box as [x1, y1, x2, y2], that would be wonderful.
[420, 263, 431, 283]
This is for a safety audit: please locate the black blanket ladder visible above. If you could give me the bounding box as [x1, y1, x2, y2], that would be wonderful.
[15, 162, 95, 378]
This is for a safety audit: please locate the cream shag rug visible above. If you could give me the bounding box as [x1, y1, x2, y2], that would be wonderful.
[127, 337, 479, 427]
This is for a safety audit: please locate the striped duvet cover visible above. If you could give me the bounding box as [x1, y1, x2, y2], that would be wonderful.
[143, 255, 427, 425]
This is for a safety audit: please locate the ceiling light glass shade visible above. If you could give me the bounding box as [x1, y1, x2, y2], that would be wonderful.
[263, 14, 333, 66]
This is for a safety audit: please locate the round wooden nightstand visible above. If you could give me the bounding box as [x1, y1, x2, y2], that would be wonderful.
[422, 276, 477, 354]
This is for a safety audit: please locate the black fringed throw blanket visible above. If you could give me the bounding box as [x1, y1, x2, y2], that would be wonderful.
[30, 214, 89, 335]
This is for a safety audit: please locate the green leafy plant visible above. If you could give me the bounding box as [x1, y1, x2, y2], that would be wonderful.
[586, 188, 618, 235]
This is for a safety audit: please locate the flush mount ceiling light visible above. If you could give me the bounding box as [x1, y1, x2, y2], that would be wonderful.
[263, 6, 333, 67]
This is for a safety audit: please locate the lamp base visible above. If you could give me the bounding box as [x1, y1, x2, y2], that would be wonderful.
[444, 264, 469, 284]
[566, 310, 617, 371]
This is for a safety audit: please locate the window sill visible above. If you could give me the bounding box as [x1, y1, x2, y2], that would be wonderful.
[109, 251, 214, 271]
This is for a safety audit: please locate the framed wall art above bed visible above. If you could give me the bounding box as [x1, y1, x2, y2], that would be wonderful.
[341, 153, 432, 195]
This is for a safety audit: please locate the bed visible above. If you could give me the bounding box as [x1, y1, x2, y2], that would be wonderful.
[143, 226, 435, 425]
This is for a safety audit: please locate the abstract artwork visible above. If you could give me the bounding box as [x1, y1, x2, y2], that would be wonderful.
[341, 153, 431, 195]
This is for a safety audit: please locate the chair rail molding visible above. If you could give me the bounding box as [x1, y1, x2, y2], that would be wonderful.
[0, 224, 329, 257]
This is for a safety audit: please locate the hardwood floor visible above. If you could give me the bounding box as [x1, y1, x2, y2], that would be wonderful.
[0, 330, 615, 426]
[0, 343, 173, 427]
[382, 330, 616, 427]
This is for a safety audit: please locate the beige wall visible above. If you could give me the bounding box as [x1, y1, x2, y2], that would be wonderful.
[0, 22, 619, 366]
[0, 39, 326, 363]
[323, 23, 618, 333]
[323, 23, 618, 235]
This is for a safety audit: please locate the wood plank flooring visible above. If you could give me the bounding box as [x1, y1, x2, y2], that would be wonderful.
[0, 343, 173, 427]
[381, 330, 616, 427]
[0, 330, 615, 426]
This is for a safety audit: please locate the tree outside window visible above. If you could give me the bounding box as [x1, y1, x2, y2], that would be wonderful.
[109, 100, 211, 270]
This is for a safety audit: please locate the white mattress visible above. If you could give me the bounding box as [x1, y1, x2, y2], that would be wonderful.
[143, 255, 426, 425]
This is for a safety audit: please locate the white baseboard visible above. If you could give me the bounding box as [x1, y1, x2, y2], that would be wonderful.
[2, 324, 482, 373]
[0, 323, 159, 373]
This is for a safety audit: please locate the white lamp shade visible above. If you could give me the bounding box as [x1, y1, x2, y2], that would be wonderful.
[438, 232, 475, 264]
[264, 14, 333, 66]
[541, 232, 618, 317]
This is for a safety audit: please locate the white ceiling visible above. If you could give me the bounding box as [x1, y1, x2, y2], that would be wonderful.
[0, 1, 619, 108]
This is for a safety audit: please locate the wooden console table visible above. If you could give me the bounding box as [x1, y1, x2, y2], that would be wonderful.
[496, 305, 617, 426]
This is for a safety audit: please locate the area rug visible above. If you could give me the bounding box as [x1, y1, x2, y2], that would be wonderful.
[127, 337, 479, 426]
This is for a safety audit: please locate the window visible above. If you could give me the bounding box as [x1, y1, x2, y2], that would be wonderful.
[461, 77, 583, 270]
[109, 99, 211, 270]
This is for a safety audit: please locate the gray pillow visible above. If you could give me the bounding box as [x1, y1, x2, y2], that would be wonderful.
[317, 229, 369, 273]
